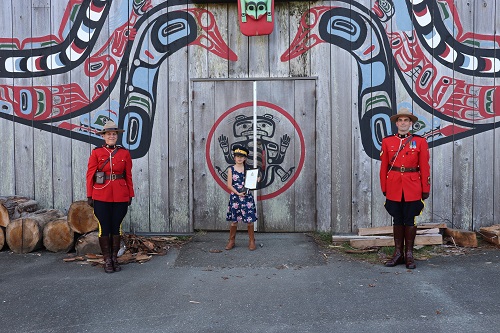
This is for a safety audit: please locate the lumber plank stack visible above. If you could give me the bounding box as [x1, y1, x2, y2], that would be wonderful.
[350, 234, 443, 249]
[333, 222, 479, 249]
[333, 223, 444, 249]
[357, 223, 447, 236]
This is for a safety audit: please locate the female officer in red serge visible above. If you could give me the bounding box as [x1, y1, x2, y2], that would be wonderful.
[86, 120, 134, 273]
[380, 108, 430, 269]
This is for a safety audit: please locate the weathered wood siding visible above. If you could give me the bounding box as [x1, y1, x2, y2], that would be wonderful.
[191, 78, 316, 231]
[0, 0, 499, 233]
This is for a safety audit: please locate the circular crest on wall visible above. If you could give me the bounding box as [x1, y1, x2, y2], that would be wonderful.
[206, 101, 305, 200]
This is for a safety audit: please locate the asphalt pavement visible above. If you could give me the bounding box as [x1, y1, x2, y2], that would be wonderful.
[0, 232, 499, 333]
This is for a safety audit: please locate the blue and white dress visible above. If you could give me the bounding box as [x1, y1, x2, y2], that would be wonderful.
[226, 166, 257, 223]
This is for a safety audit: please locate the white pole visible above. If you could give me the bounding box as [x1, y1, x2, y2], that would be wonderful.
[253, 81, 258, 231]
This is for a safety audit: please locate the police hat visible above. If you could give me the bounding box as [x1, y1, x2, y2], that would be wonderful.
[390, 108, 418, 123]
[232, 145, 249, 156]
[96, 120, 125, 135]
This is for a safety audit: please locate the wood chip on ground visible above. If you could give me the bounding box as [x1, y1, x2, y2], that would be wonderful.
[64, 234, 191, 268]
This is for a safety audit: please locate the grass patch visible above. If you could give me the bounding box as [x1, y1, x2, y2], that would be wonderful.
[309, 232, 448, 264]
[312, 231, 333, 244]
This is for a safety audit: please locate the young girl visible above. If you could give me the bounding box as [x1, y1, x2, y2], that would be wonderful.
[225, 145, 257, 250]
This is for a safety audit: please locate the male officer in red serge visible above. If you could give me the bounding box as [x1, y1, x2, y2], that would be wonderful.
[380, 108, 430, 269]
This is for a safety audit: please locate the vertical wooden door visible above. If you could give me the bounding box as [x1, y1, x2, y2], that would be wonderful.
[192, 79, 316, 232]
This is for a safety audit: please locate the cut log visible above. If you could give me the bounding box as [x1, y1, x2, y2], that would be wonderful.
[6, 209, 65, 253]
[0, 203, 9, 228]
[443, 228, 477, 247]
[0, 196, 38, 227]
[43, 217, 74, 253]
[350, 234, 443, 249]
[75, 231, 101, 256]
[14, 199, 39, 218]
[67, 201, 98, 234]
[0, 196, 38, 222]
[357, 223, 447, 236]
[479, 225, 500, 246]
[0, 227, 5, 251]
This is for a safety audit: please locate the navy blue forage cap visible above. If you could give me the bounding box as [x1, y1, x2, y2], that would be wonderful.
[232, 145, 249, 156]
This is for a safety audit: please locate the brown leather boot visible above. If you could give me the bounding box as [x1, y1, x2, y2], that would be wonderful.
[385, 225, 405, 267]
[225, 225, 237, 250]
[98, 236, 114, 273]
[247, 224, 256, 251]
[111, 235, 122, 272]
[405, 226, 417, 269]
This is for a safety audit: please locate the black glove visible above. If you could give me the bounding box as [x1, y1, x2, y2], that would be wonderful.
[383, 192, 386, 197]
[87, 197, 94, 207]
[128, 198, 133, 206]
[422, 192, 429, 200]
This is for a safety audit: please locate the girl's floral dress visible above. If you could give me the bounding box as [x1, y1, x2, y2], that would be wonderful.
[226, 166, 257, 223]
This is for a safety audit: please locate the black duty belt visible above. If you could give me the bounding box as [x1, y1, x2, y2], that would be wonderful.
[390, 166, 419, 173]
[105, 173, 125, 180]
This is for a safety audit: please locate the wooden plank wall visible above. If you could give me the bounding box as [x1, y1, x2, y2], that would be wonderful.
[0, 0, 499, 233]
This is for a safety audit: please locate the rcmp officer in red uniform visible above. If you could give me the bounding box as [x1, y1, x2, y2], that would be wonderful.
[380, 108, 430, 269]
[86, 121, 134, 273]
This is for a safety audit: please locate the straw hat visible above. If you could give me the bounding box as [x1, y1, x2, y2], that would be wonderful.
[389, 108, 418, 123]
[96, 120, 125, 135]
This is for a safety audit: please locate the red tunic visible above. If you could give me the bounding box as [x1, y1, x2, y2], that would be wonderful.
[86, 146, 135, 202]
[379, 134, 430, 202]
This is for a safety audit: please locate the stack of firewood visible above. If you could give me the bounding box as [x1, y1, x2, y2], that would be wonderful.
[0, 196, 73, 253]
[1, 196, 192, 267]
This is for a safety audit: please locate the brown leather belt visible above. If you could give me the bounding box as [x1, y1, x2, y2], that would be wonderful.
[105, 173, 125, 180]
[390, 166, 419, 173]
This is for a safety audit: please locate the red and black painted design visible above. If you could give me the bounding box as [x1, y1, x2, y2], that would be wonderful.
[206, 101, 305, 201]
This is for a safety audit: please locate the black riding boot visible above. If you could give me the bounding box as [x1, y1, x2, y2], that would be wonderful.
[385, 225, 406, 267]
[111, 235, 122, 272]
[98, 236, 114, 273]
[405, 226, 417, 269]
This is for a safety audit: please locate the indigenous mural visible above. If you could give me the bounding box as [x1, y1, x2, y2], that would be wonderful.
[1, 0, 498, 159]
[0, 0, 498, 232]
[0, 0, 237, 158]
[283, 0, 500, 158]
